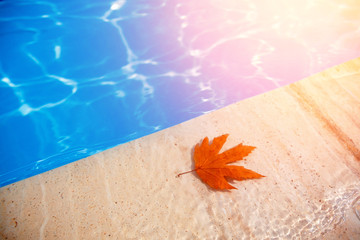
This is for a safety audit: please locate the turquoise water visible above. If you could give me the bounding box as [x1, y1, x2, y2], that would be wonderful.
[1, 0, 359, 187]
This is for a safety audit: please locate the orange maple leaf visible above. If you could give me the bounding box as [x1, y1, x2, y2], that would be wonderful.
[178, 134, 264, 190]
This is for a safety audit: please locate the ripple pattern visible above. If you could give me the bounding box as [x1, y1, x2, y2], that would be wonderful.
[0, 0, 360, 186]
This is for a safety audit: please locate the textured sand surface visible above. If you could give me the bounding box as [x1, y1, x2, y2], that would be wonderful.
[1, 58, 360, 239]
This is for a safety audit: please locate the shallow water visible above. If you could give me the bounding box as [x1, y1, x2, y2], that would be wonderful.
[1, 0, 360, 186]
[1, 62, 360, 238]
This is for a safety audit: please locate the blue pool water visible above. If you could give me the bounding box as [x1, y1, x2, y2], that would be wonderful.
[1, 0, 360, 187]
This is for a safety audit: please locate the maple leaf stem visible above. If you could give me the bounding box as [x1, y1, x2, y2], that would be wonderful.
[176, 169, 196, 177]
